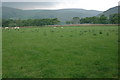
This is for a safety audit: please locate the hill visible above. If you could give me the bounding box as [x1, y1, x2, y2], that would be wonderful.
[2, 7, 24, 19]
[98, 6, 119, 17]
[2, 6, 102, 22]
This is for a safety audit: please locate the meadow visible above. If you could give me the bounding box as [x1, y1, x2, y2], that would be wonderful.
[2, 26, 118, 78]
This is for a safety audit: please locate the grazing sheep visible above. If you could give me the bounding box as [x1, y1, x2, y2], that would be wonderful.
[54, 27, 57, 28]
[5, 27, 9, 29]
[61, 27, 63, 28]
[14, 27, 20, 30]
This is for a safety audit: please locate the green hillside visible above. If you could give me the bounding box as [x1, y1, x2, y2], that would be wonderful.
[2, 7, 24, 19]
[2, 6, 102, 21]
[98, 6, 119, 17]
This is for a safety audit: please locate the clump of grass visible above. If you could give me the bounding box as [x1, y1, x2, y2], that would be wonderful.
[20, 31, 25, 33]
[99, 31, 103, 34]
[88, 30, 91, 32]
[36, 30, 39, 32]
[97, 66, 110, 72]
[43, 32, 47, 36]
[93, 33, 97, 36]
[84, 31, 87, 33]
[106, 33, 109, 36]
[70, 35, 73, 37]
[111, 30, 115, 32]
[116, 33, 118, 35]
[79, 32, 83, 35]
[50, 30, 55, 32]
[60, 35, 63, 37]
[92, 30, 95, 32]
[118, 40, 120, 42]
[93, 60, 100, 65]
[71, 73, 87, 78]
[19, 66, 23, 70]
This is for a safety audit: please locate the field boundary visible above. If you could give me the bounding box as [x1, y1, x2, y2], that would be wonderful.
[49, 24, 118, 27]
[2, 24, 118, 28]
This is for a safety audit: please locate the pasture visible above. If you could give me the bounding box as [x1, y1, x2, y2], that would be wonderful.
[2, 26, 118, 78]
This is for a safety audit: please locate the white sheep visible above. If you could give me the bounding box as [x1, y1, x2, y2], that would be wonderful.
[53, 27, 57, 28]
[5, 27, 9, 29]
[61, 27, 63, 28]
[14, 27, 20, 30]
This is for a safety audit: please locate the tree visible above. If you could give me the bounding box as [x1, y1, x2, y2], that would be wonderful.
[99, 15, 108, 24]
[8, 23, 17, 27]
[52, 18, 60, 25]
[66, 21, 73, 24]
[80, 17, 92, 24]
[2, 19, 9, 27]
[90, 16, 99, 24]
[109, 13, 120, 24]
[72, 17, 80, 24]
[2, 18, 60, 27]
[16, 19, 24, 26]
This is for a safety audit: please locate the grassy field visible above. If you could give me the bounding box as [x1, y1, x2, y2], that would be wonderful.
[2, 26, 118, 78]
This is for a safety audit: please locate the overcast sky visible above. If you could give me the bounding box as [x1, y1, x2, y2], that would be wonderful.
[2, 0, 120, 11]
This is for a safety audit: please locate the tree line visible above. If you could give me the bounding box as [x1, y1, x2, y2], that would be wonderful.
[66, 13, 120, 24]
[2, 18, 60, 27]
[2, 13, 120, 27]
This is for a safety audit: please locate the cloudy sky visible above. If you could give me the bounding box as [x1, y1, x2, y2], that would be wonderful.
[2, 0, 120, 11]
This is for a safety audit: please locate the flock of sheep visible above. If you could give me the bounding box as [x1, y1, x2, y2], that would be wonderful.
[2, 26, 64, 30]
[54, 27, 63, 28]
[4, 27, 20, 30]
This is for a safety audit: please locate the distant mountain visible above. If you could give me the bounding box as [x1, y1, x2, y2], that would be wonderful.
[2, 6, 102, 22]
[98, 6, 119, 17]
[2, 7, 24, 19]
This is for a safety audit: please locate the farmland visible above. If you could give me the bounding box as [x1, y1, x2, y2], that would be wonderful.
[2, 26, 118, 78]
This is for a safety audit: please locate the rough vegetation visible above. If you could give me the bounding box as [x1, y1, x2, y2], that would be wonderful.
[2, 26, 118, 78]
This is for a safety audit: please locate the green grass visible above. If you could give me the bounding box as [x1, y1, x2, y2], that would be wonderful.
[2, 26, 118, 78]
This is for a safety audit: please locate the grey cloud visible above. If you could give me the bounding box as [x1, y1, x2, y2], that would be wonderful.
[2, 0, 59, 2]
[2, 2, 59, 10]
